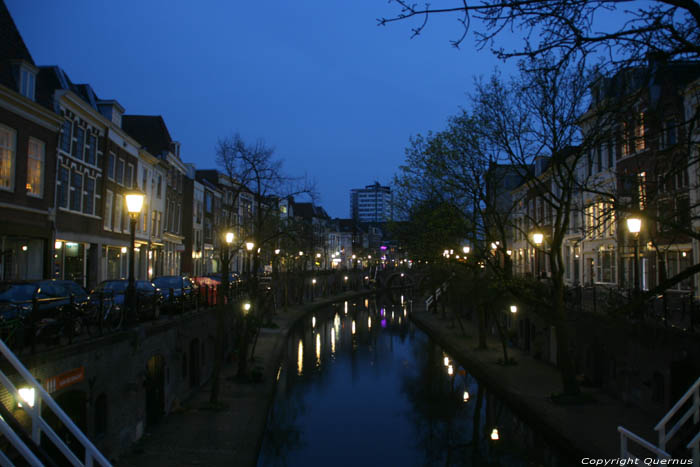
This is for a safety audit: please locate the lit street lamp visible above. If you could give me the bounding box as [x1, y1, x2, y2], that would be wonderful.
[246, 241, 255, 281]
[627, 215, 642, 295]
[532, 232, 543, 278]
[125, 191, 144, 322]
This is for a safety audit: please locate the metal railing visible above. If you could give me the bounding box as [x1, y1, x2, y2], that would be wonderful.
[0, 337, 111, 466]
[618, 426, 671, 461]
[655, 376, 700, 460]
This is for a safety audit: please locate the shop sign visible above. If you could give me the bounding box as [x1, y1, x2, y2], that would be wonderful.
[44, 367, 84, 393]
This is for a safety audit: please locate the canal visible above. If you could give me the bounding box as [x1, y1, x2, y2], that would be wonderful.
[257, 296, 572, 466]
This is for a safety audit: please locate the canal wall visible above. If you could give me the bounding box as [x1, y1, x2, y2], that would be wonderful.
[0, 308, 233, 460]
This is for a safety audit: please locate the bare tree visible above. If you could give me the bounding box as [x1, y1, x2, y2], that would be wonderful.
[379, 0, 700, 70]
[212, 134, 314, 393]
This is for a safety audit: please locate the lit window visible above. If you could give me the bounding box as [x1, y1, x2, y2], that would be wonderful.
[634, 112, 646, 152]
[26, 138, 44, 197]
[0, 124, 16, 191]
[638, 172, 646, 209]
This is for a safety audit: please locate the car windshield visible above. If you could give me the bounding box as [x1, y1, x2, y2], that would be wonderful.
[0, 284, 37, 302]
[153, 277, 181, 288]
[97, 281, 129, 294]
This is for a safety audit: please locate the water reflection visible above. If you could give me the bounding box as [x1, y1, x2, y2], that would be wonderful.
[258, 297, 570, 467]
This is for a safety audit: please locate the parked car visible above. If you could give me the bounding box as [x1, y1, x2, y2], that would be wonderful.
[153, 275, 197, 312]
[87, 280, 163, 329]
[0, 280, 87, 346]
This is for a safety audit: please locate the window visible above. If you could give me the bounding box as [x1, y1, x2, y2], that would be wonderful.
[19, 67, 35, 100]
[638, 172, 647, 209]
[60, 120, 72, 153]
[114, 194, 123, 232]
[126, 164, 134, 188]
[142, 168, 148, 192]
[141, 201, 148, 232]
[596, 246, 616, 283]
[26, 138, 44, 197]
[116, 158, 124, 184]
[0, 124, 16, 191]
[596, 144, 603, 172]
[106, 152, 115, 180]
[205, 192, 212, 213]
[634, 112, 646, 152]
[151, 210, 157, 236]
[83, 177, 95, 215]
[85, 134, 97, 165]
[70, 170, 83, 211]
[157, 211, 162, 237]
[664, 119, 677, 147]
[621, 122, 630, 157]
[157, 175, 162, 198]
[57, 166, 69, 208]
[72, 126, 85, 160]
[607, 139, 615, 169]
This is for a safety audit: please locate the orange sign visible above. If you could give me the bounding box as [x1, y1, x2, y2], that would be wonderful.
[44, 367, 84, 393]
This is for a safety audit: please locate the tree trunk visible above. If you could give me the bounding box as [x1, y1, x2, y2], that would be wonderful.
[552, 272, 580, 396]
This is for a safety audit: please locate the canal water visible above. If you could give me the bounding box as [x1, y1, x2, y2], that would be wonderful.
[257, 296, 572, 466]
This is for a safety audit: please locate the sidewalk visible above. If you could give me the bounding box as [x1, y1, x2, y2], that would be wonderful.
[117, 289, 371, 467]
[409, 305, 662, 461]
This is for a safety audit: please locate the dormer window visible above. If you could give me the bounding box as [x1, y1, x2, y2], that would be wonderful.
[14, 62, 38, 101]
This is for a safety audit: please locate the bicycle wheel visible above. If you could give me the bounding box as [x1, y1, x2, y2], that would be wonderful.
[105, 306, 123, 331]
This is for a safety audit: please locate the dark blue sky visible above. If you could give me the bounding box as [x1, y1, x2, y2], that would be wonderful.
[8, 1, 517, 217]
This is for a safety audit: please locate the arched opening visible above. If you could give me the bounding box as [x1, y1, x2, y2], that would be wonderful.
[145, 354, 166, 426]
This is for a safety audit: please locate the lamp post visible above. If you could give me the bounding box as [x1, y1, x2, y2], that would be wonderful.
[125, 191, 144, 322]
[246, 241, 255, 282]
[223, 231, 234, 301]
[626, 216, 642, 296]
[532, 232, 543, 278]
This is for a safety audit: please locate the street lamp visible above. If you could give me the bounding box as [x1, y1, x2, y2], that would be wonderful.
[510, 305, 517, 314]
[245, 241, 254, 279]
[125, 191, 144, 321]
[223, 230, 234, 297]
[532, 232, 543, 278]
[627, 215, 642, 295]
[462, 246, 470, 254]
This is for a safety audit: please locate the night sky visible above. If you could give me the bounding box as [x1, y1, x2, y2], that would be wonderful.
[8, 1, 520, 217]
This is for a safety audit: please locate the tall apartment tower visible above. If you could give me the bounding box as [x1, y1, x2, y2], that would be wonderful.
[350, 182, 392, 223]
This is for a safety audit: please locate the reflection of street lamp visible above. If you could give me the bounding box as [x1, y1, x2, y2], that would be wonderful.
[627, 216, 642, 295]
[312, 278, 317, 300]
[125, 191, 144, 321]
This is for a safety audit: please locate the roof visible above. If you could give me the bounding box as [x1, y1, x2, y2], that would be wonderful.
[35, 66, 104, 114]
[0, 0, 34, 91]
[122, 115, 173, 155]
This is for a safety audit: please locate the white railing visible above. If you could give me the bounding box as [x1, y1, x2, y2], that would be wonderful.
[0, 338, 112, 466]
[687, 431, 700, 464]
[618, 426, 671, 460]
[655, 376, 700, 454]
